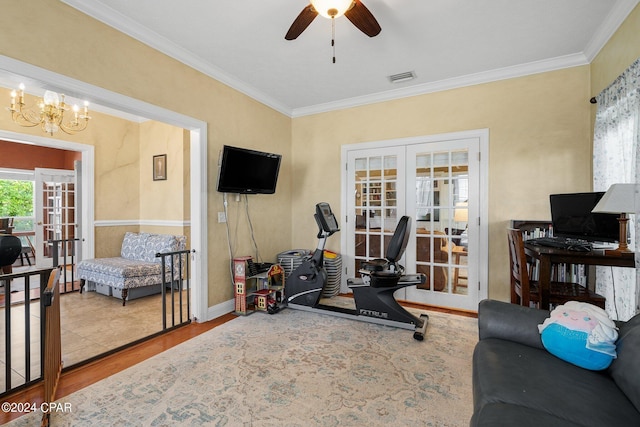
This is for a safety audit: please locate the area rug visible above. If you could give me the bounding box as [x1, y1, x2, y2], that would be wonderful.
[8, 308, 478, 426]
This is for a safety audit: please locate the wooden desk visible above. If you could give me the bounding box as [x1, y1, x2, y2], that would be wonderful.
[452, 246, 467, 292]
[524, 243, 635, 308]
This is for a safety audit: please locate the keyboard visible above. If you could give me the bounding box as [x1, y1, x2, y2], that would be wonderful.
[528, 237, 592, 252]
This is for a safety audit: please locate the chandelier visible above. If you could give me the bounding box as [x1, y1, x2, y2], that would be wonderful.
[8, 83, 91, 135]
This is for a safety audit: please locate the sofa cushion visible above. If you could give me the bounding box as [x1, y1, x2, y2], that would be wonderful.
[473, 338, 640, 427]
[609, 319, 640, 413]
[617, 312, 640, 336]
[471, 402, 585, 427]
[120, 232, 148, 261]
[142, 233, 180, 263]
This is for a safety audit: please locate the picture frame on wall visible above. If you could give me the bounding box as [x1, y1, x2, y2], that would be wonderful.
[153, 154, 167, 181]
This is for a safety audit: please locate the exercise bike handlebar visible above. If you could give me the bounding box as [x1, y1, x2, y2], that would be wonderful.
[314, 202, 340, 239]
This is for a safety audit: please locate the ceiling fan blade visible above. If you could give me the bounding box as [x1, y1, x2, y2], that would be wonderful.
[285, 5, 318, 40]
[344, 0, 381, 37]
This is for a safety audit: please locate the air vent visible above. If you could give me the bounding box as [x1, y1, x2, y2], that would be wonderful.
[388, 71, 416, 83]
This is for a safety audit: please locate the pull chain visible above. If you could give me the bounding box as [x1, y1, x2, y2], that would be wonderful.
[332, 16, 336, 63]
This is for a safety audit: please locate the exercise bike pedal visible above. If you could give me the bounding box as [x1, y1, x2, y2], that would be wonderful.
[413, 313, 429, 341]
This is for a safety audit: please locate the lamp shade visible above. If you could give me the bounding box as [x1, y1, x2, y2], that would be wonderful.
[454, 202, 468, 223]
[311, 0, 354, 18]
[592, 184, 639, 214]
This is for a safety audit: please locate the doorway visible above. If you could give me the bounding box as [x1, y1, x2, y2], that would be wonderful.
[0, 54, 208, 321]
[342, 130, 489, 311]
[34, 167, 77, 268]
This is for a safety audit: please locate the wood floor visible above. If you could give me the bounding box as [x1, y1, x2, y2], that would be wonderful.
[1, 284, 192, 391]
[0, 300, 476, 424]
[0, 313, 236, 424]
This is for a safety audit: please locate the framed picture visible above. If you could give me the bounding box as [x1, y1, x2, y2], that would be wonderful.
[153, 154, 167, 181]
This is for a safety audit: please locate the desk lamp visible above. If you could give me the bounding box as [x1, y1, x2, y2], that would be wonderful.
[591, 184, 638, 253]
[454, 201, 468, 227]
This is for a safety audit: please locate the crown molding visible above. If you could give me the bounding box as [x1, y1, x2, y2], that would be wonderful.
[583, 0, 639, 62]
[62, 0, 638, 119]
[60, 0, 293, 117]
[291, 53, 590, 117]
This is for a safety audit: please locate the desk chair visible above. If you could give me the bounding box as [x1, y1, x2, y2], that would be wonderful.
[18, 235, 35, 266]
[507, 228, 606, 309]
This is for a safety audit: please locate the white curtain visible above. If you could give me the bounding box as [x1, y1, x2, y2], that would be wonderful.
[593, 57, 640, 320]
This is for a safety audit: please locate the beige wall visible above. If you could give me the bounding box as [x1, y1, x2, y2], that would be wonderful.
[139, 121, 184, 221]
[292, 66, 593, 302]
[0, 0, 293, 307]
[589, 2, 640, 162]
[291, 0, 640, 304]
[590, 4, 640, 97]
[4, 0, 638, 310]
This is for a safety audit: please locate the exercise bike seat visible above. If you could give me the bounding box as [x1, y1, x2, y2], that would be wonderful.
[360, 258, 388, 272]
[369, 271, 402, 288]
[360, 216, 411, 275]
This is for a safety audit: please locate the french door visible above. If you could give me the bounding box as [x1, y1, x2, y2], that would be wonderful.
[343, 132, 486, 311]
[35, 168, 77, 268]
[346, 148, 406, 274]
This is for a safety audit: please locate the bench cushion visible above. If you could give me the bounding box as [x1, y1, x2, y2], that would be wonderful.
[77, 257, 170, 290]
[78, 257, 162, 278]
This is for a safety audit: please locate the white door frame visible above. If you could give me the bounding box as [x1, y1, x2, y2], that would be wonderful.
[340, 129, 490, 309]
[0, 55, 210, 322]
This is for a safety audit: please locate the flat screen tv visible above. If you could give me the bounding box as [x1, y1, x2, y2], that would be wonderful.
[550, 192, 619, 242]
[216, 145, 282, 194]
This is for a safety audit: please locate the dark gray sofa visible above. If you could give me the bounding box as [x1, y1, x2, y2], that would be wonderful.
[471, 299, 640, 427]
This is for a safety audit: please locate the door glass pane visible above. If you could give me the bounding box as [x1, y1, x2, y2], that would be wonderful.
[39, 177, 76, 266]
[353, 154, 397, 273]
[414, 149, 469, 294]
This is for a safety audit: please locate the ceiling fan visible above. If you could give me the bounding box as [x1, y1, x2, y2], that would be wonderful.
[285, 0, 382, 41]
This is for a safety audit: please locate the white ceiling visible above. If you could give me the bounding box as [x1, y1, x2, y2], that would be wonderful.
[61, 0, 639, 118]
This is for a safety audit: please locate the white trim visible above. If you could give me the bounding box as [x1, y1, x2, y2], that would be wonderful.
[206, 299, 236, 322]
[0, 55, 209, 322]
[62, 0, 635, 119]
[583, 0, 639, 62]
[478, 129, 490, 303]
[60, 0, 291, 117]
[0, 168, 34, 181]
[340, 128, 490, 310]
[293, 55, 589, 117]
[94, 220, 192, 227]
[190, 128, 209, 321]
[0, 129, 96, 261]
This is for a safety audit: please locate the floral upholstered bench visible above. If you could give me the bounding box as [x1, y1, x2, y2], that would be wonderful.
[77, 232, 186, 306]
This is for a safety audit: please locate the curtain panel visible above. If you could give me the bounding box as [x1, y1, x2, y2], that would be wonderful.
[593, 57, 640, 320]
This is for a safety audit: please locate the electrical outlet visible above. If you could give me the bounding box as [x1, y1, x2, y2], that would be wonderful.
[217, 212, 226, 223]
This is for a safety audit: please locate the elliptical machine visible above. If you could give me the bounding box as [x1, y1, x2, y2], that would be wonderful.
[286, 202, 429, 341]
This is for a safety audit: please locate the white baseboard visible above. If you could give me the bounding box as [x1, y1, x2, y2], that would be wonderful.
[202, 299, 235, 322]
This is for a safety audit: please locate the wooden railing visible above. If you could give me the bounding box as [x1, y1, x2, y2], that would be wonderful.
[40, 267, 62, 427]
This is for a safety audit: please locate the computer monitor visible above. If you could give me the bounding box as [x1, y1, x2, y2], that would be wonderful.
[550, 192, 620, 242]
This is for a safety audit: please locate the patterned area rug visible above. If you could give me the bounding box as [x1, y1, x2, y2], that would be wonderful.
[9, 308, 478, 426]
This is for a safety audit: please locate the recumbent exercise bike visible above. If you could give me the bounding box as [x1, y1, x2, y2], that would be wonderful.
[285, 202, 429, 341]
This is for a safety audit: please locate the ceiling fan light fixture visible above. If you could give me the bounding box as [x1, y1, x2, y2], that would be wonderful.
[310, 0, 354, 19]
